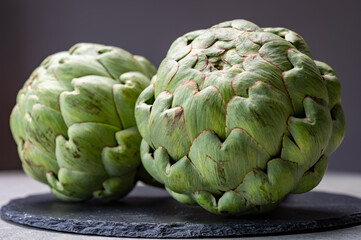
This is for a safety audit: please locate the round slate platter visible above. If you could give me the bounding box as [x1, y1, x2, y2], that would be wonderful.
[1, 186, 361, 238]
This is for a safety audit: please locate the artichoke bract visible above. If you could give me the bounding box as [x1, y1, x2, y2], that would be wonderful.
[10, 43, 157, 201]
[135, 20, 345, 215]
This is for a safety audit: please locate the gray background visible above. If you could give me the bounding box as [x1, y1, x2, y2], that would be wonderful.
[1, 0, 360, 172]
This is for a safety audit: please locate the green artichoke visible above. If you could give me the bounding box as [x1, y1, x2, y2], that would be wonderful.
[135, 19, 345, 215]
[10, 43, 157, 201]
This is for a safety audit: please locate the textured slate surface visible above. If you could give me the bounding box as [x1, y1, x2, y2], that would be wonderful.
[1, 186, 361, 238]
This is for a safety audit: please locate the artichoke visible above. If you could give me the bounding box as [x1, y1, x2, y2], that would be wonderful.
[135, 19, 345, 215]
[10, 43, 157, 201]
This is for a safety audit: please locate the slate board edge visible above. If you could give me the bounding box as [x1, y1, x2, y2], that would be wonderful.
[1, 194, 361, 238]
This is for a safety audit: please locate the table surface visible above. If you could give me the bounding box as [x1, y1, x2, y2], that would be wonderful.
[1, 170, 361, 240]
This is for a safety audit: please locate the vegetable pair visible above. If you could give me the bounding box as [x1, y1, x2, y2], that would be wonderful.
[10, 19, 345, 215]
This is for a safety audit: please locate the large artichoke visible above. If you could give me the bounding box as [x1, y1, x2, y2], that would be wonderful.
[135, 20, 345, 215]
[10, 43, 157, 201]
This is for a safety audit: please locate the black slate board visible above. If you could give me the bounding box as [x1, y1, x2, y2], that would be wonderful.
[1, 186, 361, 238]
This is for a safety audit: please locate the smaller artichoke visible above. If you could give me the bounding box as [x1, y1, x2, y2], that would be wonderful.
[135, 19, 345, 215]
[10, 43, 157, 201]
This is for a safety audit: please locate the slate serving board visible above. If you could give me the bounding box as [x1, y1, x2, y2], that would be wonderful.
[1, 186, 361, 238]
